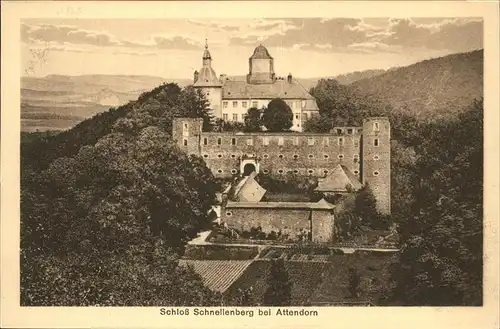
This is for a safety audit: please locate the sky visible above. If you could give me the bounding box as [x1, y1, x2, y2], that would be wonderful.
[21, 17, 483, 79]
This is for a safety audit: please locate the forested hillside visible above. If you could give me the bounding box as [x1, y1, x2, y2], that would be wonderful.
[305, 74, 483, 305]
[20, 83, 225, 306]
[349, 50, 483, 122]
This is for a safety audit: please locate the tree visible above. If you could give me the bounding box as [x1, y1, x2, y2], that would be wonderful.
[303, 114, 333, 133]
[263, 258, 292, 306]
[244, 107, 262, 132]
[390, 99, 483, 306]
[354, 183, 380, 228]
[261, 98, 293, 132]
[20, 83, 224, 306]
[348, 268, 361, 298]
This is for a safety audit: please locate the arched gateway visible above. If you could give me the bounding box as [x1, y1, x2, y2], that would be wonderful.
[239, 155, 260, 176]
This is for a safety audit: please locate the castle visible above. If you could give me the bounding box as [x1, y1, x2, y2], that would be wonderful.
[173, 43, 391, 243]
[193, 42, 319, 132]
[172, 116, 391, 215]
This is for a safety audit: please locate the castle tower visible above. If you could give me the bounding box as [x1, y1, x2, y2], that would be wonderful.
[172, 117, 203, 156]
[193, 40, 222, 118]
[247, 44, 275, 84]
[361, 117, 391, 215]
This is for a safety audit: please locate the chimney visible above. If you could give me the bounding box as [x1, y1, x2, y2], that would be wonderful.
[194, 70, 199, 83]
[287, 73, 293, 83]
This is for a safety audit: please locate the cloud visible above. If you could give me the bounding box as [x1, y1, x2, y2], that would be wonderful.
[187, 19, 240, 32]
[22, 23, 121, 47]
[380, 18, 483, 52]
[153, 35, 201, 50]
[22, 23, 205, 51]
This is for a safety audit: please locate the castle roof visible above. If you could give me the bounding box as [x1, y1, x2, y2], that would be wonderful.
[221, 76, 317, 102]
[250, 44, 273, 59]
[315, 164, 362, 193]
[194, 66, 221, 87]
[232, 172, 267, 202]
[225, 198, 334, 210]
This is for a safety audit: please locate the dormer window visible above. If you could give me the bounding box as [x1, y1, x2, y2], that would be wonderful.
[374, 122, 380, 131]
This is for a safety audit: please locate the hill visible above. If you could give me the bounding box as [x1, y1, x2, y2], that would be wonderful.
[20, 75, 192, 131]
[349, 50, 483, 121]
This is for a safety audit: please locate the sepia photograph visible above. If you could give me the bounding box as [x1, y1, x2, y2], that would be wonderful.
[1, 1, 499, 329]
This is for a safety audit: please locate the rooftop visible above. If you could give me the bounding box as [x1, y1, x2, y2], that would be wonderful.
[225, 198, 334, 210]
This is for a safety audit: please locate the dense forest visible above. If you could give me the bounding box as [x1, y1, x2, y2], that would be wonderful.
[21, 65, 483, 305]
[21, 84, 224, 306]
[307, 78, 483, 305]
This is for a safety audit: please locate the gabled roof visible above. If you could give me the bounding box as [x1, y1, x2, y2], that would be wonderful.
[232, 172, 266, 202]
[178, 260, 254, 293]
[225, 198, 334, 210]
[315, 164, 362, 193]
[221, 77, 316, 100]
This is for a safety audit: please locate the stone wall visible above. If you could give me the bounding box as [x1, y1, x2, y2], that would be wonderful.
[172, 117, 391, 215]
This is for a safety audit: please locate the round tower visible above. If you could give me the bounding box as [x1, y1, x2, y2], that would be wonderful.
[361, 117, 391, 215]
[247, 44, 275, 84]
[193, 40, 223, 118]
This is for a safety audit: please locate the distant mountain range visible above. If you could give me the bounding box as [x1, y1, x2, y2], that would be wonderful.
[21, 50, 483, 131]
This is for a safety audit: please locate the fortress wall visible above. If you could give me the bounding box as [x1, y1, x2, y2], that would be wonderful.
[199, 132, 362, 178]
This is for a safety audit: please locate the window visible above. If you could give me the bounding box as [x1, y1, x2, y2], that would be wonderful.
[354, 139, 359, 147]
[217, 154, 223, 158]
[293, 154, 299, 160]
[223, 101, 228, 108]
[223, 113, 228, 121]
[338, 154, 344, 159]
[247, 138, 253, 146]
[323, 170, 329, 175]
[278, 137, 284, 146]
[336, 128, 343, 135]
[203, 137, 208, 145]
[231, 154, 237, 158]
[293, 137, 299, 146]
[338, 137, 344, 146]
[203, 154, 209, 158]
[358, 129, 362, 133]
[231, 169, 237, 174]
[217, 138, 222, 145]
[308, 137, 314, 146]
[293, 169, 299, 174]
[263, 154, 269, 159]
[324, 154, 329, 159]
[295, 114, 299, 120]
[183, 139, 188, 146]
[374, 122, 380, 131]
[252, 101, 258, 108]
[353, 154, 359, 163]
[278, 169, 284, 174]
[296, 124, 299, 127]
[231, 138, 236, 146]
[308, 154, 314, 159]
[232, 113, 238, 121]
[373, 155, 380, 160]
[308, 169, 314, 175]
[263, 169, 269, 174]
[242, 101, 248, 108]
[353, 170, 359, 175]
[347, 128, 353, 135]
[232, 101, 238, 108]
[217, 169, 223, 174]
[374, 138, 379, 147]
[226, 211, 232, 216]
[323, 137, 329, 146]
[373, 171, 380, 176]
[263, 137, 269, 146]
[278, 154, 284, 159]
[302, 113, 307, 120]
